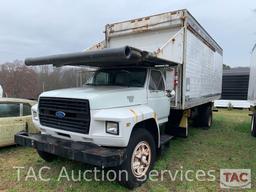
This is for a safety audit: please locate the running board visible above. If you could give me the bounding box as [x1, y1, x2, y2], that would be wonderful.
[160, 134, 174, 145]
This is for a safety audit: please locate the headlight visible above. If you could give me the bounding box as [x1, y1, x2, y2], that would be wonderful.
[32, 110, 38, 121]
[106, 121, 119, 135]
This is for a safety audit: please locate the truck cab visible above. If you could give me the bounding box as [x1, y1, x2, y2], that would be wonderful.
[17, 65, 178, 189]
[32, 67, 175, 148]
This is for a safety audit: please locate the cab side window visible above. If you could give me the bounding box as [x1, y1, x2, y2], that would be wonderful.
[94, 72, 109, 85]
[149, 70, 165, 91]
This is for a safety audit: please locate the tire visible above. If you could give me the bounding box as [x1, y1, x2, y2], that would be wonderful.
[37, 150, 57, 162]
[251, 113, 256, 137]
[194, 104, 213, 129]
[117, 129, 156, 189]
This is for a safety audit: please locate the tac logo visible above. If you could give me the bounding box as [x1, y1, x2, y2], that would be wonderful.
[220, 169, 251, 189]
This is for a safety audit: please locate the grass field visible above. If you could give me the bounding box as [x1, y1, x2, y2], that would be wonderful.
[0, 109, 255, 192]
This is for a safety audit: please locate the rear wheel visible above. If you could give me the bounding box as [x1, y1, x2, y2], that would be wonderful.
[194, 104, 213, 129]
[37, 150, 57, 162]
[118, 129, 156, 189]
[251, 113, 256, 137]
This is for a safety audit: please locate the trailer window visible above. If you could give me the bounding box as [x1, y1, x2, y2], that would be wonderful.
[89, 68, 146, 87]
[0, 103, 20, 118]
[149, 70, 165, 91]
[22, 104, 32, 116]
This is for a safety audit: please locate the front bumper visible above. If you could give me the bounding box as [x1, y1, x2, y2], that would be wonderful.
[15, 132, 126, 167]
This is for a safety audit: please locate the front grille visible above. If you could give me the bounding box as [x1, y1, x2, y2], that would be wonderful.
[39, 97, 90, 134]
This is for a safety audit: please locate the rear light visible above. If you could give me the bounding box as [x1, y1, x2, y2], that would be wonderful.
[174, 71, 179, 87]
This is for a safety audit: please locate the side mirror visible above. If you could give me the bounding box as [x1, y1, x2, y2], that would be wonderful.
[165, 90, 176, 98]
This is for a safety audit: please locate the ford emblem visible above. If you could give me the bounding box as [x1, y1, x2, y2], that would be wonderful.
[55, 111, 66, 119]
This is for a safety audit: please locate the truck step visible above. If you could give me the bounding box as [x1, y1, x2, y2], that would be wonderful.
[160, 134, 174, 145]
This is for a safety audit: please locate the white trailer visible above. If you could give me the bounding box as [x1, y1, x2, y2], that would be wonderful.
[0, 85, 3, 98]
[249, 44, 256, 136]
[15, 9, 223, 188]
[215, 68, 251, 109]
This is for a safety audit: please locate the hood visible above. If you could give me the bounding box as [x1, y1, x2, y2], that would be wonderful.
[40, 86, 147, 109]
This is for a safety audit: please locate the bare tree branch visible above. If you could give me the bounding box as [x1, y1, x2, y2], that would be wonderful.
[0, 61, 93, 99]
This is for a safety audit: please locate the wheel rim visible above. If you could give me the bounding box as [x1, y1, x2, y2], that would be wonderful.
[251, 116, 254, 132]
[131, 141, 151, 178]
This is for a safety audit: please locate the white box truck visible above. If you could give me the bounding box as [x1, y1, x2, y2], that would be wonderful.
[15, 9, 223, 188]
[249, 44, 256, 136]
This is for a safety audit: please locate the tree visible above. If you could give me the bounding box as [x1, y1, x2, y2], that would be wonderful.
[0, 61, 41, 99]
[223, 64, 231, 70]
[0, 61, 93, 99]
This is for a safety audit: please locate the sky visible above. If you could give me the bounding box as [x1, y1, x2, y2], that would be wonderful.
[0, 0, 255, 67]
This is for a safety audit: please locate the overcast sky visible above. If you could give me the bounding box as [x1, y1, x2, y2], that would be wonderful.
[0, 0, 255, 67]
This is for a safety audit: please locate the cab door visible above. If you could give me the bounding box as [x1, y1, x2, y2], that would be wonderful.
[147, 69, 171, 123]
[0, 103, 26, 147]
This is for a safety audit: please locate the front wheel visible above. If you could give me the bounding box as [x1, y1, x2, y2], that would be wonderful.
[251, 113, 256, 137]
[118, 129, 156, 189]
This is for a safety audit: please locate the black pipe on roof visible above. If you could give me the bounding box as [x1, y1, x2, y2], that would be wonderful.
[25, 46, 177, 67]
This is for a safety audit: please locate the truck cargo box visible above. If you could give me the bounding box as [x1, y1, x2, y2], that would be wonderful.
[103, 9, 223, 109]
[26, 9, 223, 110]
[248, 44, 256, 106]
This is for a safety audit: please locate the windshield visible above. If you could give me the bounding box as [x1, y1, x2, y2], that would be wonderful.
[87, 68, 147, 87]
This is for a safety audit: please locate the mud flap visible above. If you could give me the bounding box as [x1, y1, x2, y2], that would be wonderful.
[165, 110, 189, 138]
